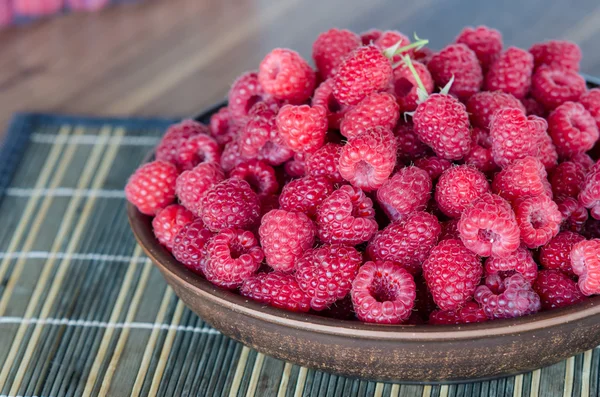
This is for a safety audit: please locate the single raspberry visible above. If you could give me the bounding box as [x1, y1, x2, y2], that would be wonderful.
[540, 231, 585, 276]
[367, 211, 441, 275]
[316, 185, 378, 245]
[547, 102, 599, 159]
[209, 107, 235, 146]
[435, 165, 491, 218]
[175, 133, 221, 171]
[484, 47, 534, 99]
[531, 66, 587, 110]
[220, 139, 244, 173]
[530, 40, 582, 71]
[351, 261, 416, 324]
[200, 178, 260, 232]
[414, 156, 452, 181]
[276, 104, 327, 153]
[413, 94, 471, 160]
[176, 162, 225, 216]
[279, 175, 334, 217]
[464, 127, 497, 173]
[284, 154, 306, 179]
[333, 45, 393, 106]
[427, 44, 483, 101]
[484, 247, 538, 284]
[125, 160, 178, 215]
[556, 196, 589, 232]
[455, 25, 503, 71]
[156, 120, 208, 166]
[338, 127, 397, 191]
[229, 159, 279, 196]
[171, 219, 213, 275]
[537, 132, 559, 170]
[475, 274, 541, 319]
[395, 122, 431, 163]
[228, 71, 266, 126]
[579, 88, 600, 130]
[429, 301, 488, 325]
[571, 239, 600, 295]
[392, 60, 434, 113]
[340, 92, 399, 139]
[258, 48, 315, 103]
[550, 161, 586, 198]
[360, 29, 382, 45]
[466, 91, 526, 131]
[422, 239, 483, 311]
[492, 156, 552, 202]
[579, 161, 600, 219]
[521, 96, 547, 118]
[311, 78, 350, 129]
[312, 28, 361, 79]
[376, 166, 432, 222]
[440, 219, 461, 241]
[239, 102, 278, 159]
[514, 194, 562, 248]
[241, 272, 311, 312]
[533, 270, 586, 310]
[257, 140, 294, 166]
[305, 143, 343, 183]
[295, 244, 362, 311]
[373, 30, 410, 52]
[458, 193, 520, 258]
[152, 204, 195, 250]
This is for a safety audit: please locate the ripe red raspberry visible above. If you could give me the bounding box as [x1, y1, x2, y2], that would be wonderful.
[537, 132, 559, 170]
[458, 193, 520, 257]
[228, 71, 266, 126]
[367, 211, 441, 275]
[572, 239, 600, 295]
[531, 66, 587, 110]
[316, 185, 378, 245]
[312, 28, 361, 79]
[475, 274, 541, 319]
[414, 156, 452, 181]
[200, 178, 260, 232]
[209, 107, 235, 146]
[279, 175, 333, 217]
[176, 162, 225, 216]
[305, 143, 343, 183]
[373, 30, 410, 51]
[239, 102, 278, 159]
[156, 120, 208, 166]
[312, 78, 350, 129]
[549, 161, 586, 198]
[484, 47, 534, 99]
[571, 152, 595, 171]
[257, 140, 294, 166]
[125, 160, 178, 216]
[229, 159, 279, 197]
[413, 94, 471, 160]
[455, 25, 503, 71]
[241, 272, 311, 312]
[360, 29, 382, 45]
[276, 104, 327, 153]
[579, 161, 600, 219]
[556, 196, 589, 232]
[514, 194, 562, 248]
[464, 127, 496, 173]
[579, 88, 600, 130]
[466, 91, 526, 130]
[295, 244, 362, 311]
[521, 96, 547, 118]
[171, 219, 213, 275]
[533, 270, 585, 310]
[284, 155, 306, 179]
[176, 133, 221, 171]
[484, 246, 538, 285]
[440, 219, 461, 241]
[427, 44, 483, 101]
[258, 48, 315, 103]
[530, 40, 582, 71]
[351, 261, 416, 324]
[422, 239, 483, 311]
[333, 45, 393, 106]
[548, 102, 599, 159]
[435, 165, 491, 218]
[152, 204, 195, 250]
[340, 92, 399, 139]
[392, 60, 434, 113]
[429, 301, 488, 325]
[377, 166, 432, 222]
[395, 122, 431, 163]
[540, 231, 585, 276]
[338, 127, 397, 191]
[492, 156, 551, 202]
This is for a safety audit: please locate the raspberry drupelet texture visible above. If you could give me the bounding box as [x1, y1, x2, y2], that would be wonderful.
[537, 131, 559, 170]
[373, 30, 411, 64]
[491, 156, 551, 202]
[484, 246, 538, 284]
[312, 28, 361, 79]
[531, 66, 587, 110]
[395, 122, 431, 163]
[220, 139, 244, 173]
[464, 127, 497, 173]
[556, 196, 589, 232]
[312, 78, 350, 129]
[284, 154, 306, 179]
[549, 161, 586, 198]
[422, 239, 483, 311]
[257, 140, 294, 166]
[376, 166, 432, 222]
[466, 91, 526, 131]
[484, 47, 534, 99]
[239, 102, 279, 159]
[305, 143, 343, 183]
[367, 211, 441, 275]
[200, 178, 261, 232]
[176, 162, 225, 216]
[458, 193, 520, 258]
[156, 120, 208, 166]
[455, 25, 503, 71]
[171, 219, 214, 275]
[514, 194, 562, 248]
[529, 40, 582, 71]
[209, 107, 235, 146]
[125, 160, 178, 216]
[435, 165, 491, 218]
[533, 270, 585, 310]
[351, 261, 416, 324]
[414, 156, 452, 181]
[227, 71, 266, 127]
[429, 301, 488, 325]
[258, 48, 316, 103]
[579, 161, 600, 220]
[316, 185, 378, 245]
[279, 175, 334, 217]
[229, 159, 279, 197]
[152, 204, 195, 250]
[295, 244, 363, 311]
[571, 239, 600, 295]
[276, 104, 327, 153]
[540, 231, 585, 276]
[175, 133, 221, 171]
[240, 272, 311, 312]
[427, 43, 483, 101]
[340, 92, 399, 139]
[392, 60, 434, 113]
[572, 153, 596, 171]
[579, 88, 600, 130]
[547, 102, 599, 159]
[475, 274, 541, 319]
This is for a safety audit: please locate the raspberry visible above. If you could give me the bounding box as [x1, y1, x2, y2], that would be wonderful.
[549, 161, 586, 198]
[484, 47, 534, 99]
[540, 231, 585, 276]
[239, 102, 278, 159]
[295, 244, 362, 311]
[435, 165, 491, 218]
[338, 127, 397, 191]
[240, 272, 311, 312]
[531, 66, 587, 110]
[209, 107, 235, 145]
[340, 92, 399, 139]
[458, 193, 520, 257]
[492, 156, 551, 202]
[305, 143, 343, 183]
[258, 48, 316, 103]
[316, 185, 378, 245]
[464, 127, 496, 173]
[455, 25, 503, 71]
[374, 30, 410, 51]
[521, 96, 547, 117]
[367, 211, 441, 275]
[429, 301, 488, 325]
[279, 175, 334, 217]
[351, 261, 416, 324]
[537, 132, 559, 170]
[125, 160, 178, 216]
[200, 178, 260, 232]
[530, 40, 582, 71]
[228, 71, 266, 126]
[413, 47, 434, 65]
[284, 154, 306, 179]
[556, 196, 589, 232]
[422, 239, 483, 311]
[312, 28, 361, 79]
[229, 159, 279, 197]
[333, 45, 393, 106]
[579, 161, 600, 219]
[176, 162, 225, 216]
[376, 166, 432, 222]
[257, 140, 294, 166]
[571, 153, 596, 171]
[547, 102, 599, 159]
[572, 239, 600, 295]
[156, 120, 208, 166]
[311, 78, 350, 129]
[152, 204, 195, 250]
[176, 133, 221, 171]
[360, 29, 382, 45]
[440, 219, 460, 241]
[220, 139, 243, 172]
[276, 104, 327, 153]
[579, 88, 600, 130]
[413, 94, 471, 160]
[427, 43, 483, 100]
[171, 219, 213, 275]
[489, 108, 545, 167]
[392, 60, 434, 113]
[414, 156, 452, 181]
[514, 194, 562, 248]
[533, 270, 586, 310]
[484, 247, 538, 284]
[475, 274, 541, 319]
[466, 91, 526, 130]
[395, 122, 431, 163]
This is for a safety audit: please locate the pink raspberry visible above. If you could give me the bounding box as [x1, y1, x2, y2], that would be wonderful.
[239, 102, 278, 159]
[171, 219, 213, 275]
[351, 261, 416, 324]
[125, 160, 178, 216]
[514, 194, 562, 248]
[572, 239, 600, 295]
[200, 178, 260, 232]
[257, 140, 294, 166]
[464, 127, 497, 173]
[258, 48, 316, 103]
[556, 196, 589, 232]
[229, 159, 279, 197]
[549, 161, 586, 198]
[547, 102, 599, 159]
[360, 29, 382, 45]
[152, 204, 195, 250]
[295, 244, 363, 311]
[537, 132, 559, 170]
[227, 71, 266, 126]
[284, 155, 306, 179]
[176, 162, 225, 216]
[373, 30, 411, 64]
[209, 107, 235, 146]
[579, 161, 600, 219]
[458, 193, 520, 258]
[440, 219, 461, 241]
[279, 175, 333, 217]
[392, 60, 434, 113]
[316, 185, 378, 245]
[176, 133, 221, 171]
[531, 66, 587, 110]
[305, 143, 343, 183]
[367, 211, 441, 275]
[466, 91, 526, 130]
[455, 25, 503, 71]
[376, 166, 432, 222]
[427, 43, 483, 101]
[340, 92, 399, 139]
[579, 88, 600, 130]
[475, 274, 541, 319]
[220, 139, 243, 173]
[312, 28, 361, 79]
[533, 270, 586, 310]
[540, 231, 585, 276]
[571, 152, 596, 171]
[530, 40, 582, 71]
[414, 156, 452, 181]
[484, 47, 534, 99]
[395, 122, 431, 163]
[276, 104, 327, 153]
[311, 78, 350, 129]
[484, 247, 538, 285]
[435, 165, 491, 218]
[521, 96, 547, 118]
[423, 239, 483, 311]
[156, 120, 208, 166]
[240, 272, 311, 312]
[429, 301, 488, 325]
[492, 156, 552, 202]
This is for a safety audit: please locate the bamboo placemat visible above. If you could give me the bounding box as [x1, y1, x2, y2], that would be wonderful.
[0, 113, 599, 397]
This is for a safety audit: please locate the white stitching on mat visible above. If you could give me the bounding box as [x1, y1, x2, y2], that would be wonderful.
[5, 188, 126, 198]
[31, 133, 160, 146]
[0, 252, 146, 263]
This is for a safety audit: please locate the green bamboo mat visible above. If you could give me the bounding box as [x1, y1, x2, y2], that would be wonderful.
[0, 113, 599, 397]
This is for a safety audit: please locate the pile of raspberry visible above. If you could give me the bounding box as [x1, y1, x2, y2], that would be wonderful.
[126, 25, 600, 325]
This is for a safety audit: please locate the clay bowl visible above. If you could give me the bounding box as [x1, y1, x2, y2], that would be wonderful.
[128, 77, 600, 383]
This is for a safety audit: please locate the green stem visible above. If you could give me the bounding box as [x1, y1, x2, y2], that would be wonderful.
[401, 55, 428, 94]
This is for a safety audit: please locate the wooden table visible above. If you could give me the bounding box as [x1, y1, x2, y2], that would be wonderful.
[1, 0, 600, 135]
